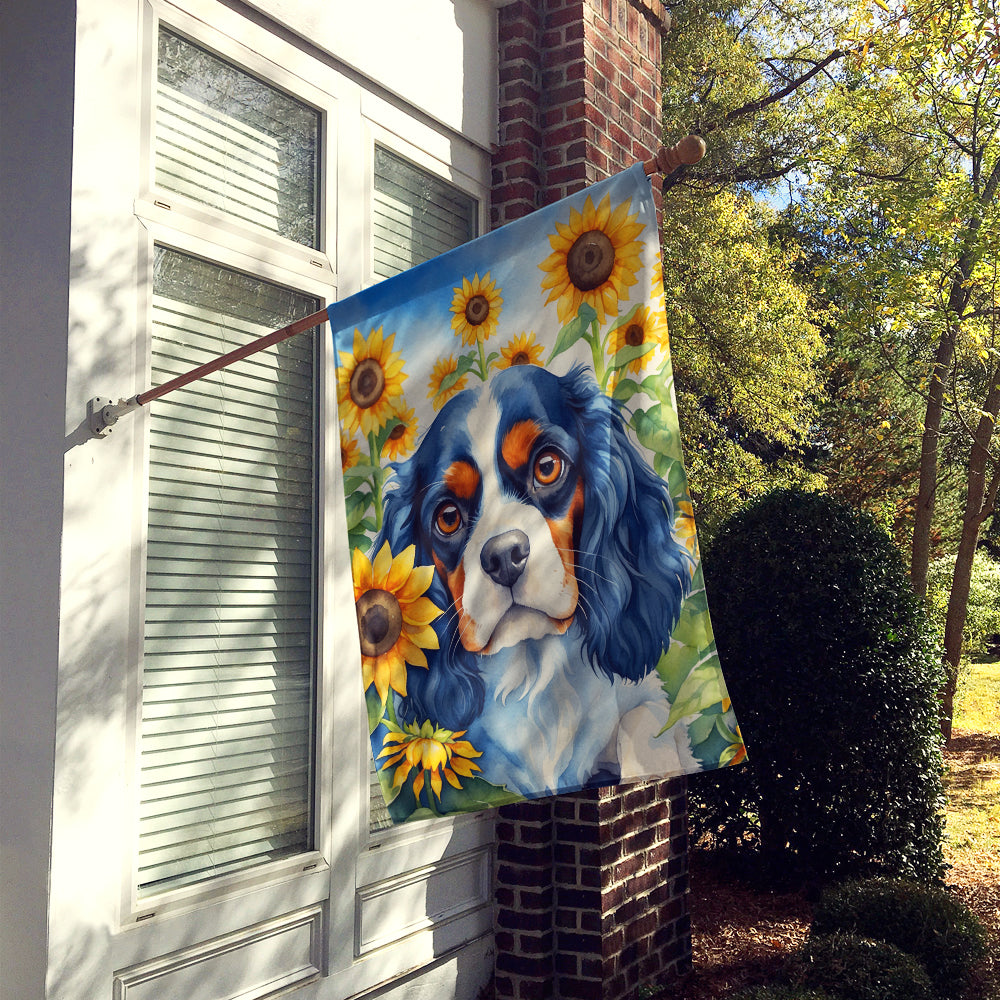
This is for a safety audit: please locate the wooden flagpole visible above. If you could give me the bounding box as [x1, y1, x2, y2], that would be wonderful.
[88, 137, 704, 437]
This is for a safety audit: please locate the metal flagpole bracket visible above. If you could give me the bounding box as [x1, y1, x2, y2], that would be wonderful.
[88, 395, 140, 438]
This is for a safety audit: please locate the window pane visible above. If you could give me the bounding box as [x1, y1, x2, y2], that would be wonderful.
[372, 146, 477, 279]
[139, 247, 318, 895]
[156, 28, 320, 248]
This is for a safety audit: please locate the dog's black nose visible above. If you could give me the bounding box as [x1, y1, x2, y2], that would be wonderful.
[481, 529, 530, 588]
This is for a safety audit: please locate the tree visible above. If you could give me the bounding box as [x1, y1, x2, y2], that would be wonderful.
[658, 1, 844, 534]
[660, 188, 825, 534]
[805, 0, 1000, 736]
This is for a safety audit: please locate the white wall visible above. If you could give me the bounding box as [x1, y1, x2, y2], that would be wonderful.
[1, 1, 499, 998]
[0, 0, 76, 994]
[243, 0, 498, 151]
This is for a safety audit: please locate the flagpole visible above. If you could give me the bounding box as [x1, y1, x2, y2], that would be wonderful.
[88, 137, 705, 437]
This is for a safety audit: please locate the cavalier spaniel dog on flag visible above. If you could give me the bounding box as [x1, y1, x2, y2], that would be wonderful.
[375, 363, 698, 795]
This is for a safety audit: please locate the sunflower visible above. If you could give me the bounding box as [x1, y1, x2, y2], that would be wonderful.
[378, 719, 483, 802]
[337, 326, 407, 437]
[608, 304, 669, 375]
[340, 432, 361, 471]
[381, 403, 418, 461]
[353, 542, 442, 706]
[539, 193, 644, 325]
[674, 498, 699, 568]
[450, 272, 503, 345]
[496, 331, 544, 370]
[427, 355, 469, 410]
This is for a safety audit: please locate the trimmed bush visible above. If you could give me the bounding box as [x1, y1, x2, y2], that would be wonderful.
[729, 987, 837, 1000]
[811, 877, 988, 999]
[790, 933, 934, 1000]
[692, 489, 946, 882]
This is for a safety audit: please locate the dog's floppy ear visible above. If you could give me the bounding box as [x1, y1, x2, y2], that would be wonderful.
[375, 459, 485, 730]
[565, 366, 692, 682]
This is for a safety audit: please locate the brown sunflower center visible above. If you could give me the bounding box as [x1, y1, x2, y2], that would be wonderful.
[510, 351, 530, 366]
[625, 323, 645, 347]
[566, 230, 615, 291]
[356, 588, 403, 657]
[464, 294, 490, 326]
[388, 422, 407, 441]
[350, 358, 386, 408]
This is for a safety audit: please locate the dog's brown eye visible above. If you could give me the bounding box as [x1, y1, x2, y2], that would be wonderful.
[533, 449, 564, 487]
[435, 502, 462, 535]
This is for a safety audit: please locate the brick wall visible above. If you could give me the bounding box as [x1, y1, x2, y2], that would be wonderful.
[492, 0, 668, 226]
[490, 3, 692, 998]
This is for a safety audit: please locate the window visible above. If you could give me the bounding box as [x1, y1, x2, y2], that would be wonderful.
[136, 26, 323, 897]
[155, 28, 320, 247]
[139, 248, 318, 895]
[372, 145, 477, 279]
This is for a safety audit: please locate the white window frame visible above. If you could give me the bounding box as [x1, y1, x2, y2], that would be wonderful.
[109, 0, 497, 992]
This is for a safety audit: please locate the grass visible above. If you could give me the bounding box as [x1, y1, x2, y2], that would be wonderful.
[945, 659, 1000, 870]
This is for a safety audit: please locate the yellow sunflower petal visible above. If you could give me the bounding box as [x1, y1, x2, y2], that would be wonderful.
[391, 760, 412, 789]
[429, 767, 443, 800]
[396, 633, 428, 669]
[386, 544, 416, 593]
[396, 564, 435, 602]
[372, 541, 394, 585]
[401, 595, 443, 626]
[403, 621, 440, 651]
[448, 740, 483, 758]
[443, 767, 463, 789]
[412, 770, 425, 800]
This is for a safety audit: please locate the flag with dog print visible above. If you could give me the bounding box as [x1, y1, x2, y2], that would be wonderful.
[328, 163, 744, 823]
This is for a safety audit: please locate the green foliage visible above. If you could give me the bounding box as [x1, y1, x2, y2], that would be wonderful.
[789, 933, 934, 1000]
[729, 987, 836, 1000]
[663, 189, 827, 538]
[811, 878, 988, 999]
[926, 550, 1000, 659]
[692, 489, 947, 882]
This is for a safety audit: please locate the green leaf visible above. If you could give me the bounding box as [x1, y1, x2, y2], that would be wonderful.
[346, 491, 372, 530]
[608, 341, 656, 372]
[613, 377, 641, 403]
[373, 416, 404, 457]
[436, 352, 479, 395]
[631, 405, 674, 456]
[549, 302, 598, 362]
[366, 687, 387, 735]
[640, 372, 675, 408]
[659, 654, 728, 734]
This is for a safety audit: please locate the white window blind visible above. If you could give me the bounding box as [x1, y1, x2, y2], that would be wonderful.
[368, 149, 478, 831]
[372, 145, 477, 279]
[156, 27, 320, 248]
[138, 248, 319, 895]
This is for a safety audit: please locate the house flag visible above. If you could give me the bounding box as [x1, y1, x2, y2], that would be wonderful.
[328, 164, 745, 823]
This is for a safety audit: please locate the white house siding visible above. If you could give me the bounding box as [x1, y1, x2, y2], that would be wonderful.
[0, 1, 500, 998]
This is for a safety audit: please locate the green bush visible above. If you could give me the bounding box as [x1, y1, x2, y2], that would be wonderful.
[811, 878, 988, 999]
[729, 986, 837, 1000]
[692, 489, 947, 882]
[926, 551, 1000, 658]
[790, 933, 934, 1000]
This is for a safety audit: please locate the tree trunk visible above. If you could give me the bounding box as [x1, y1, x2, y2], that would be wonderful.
[910, 330, 955, 597]
[941, 379, 1000, 740]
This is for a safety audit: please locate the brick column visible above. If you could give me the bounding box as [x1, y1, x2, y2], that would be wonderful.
[491, 3, 691, 999]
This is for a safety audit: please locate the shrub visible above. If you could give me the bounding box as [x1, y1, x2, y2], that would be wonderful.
[729, 987, 837, 1000]
[790, 933, 934, 1000]
[692, 489, 947, 882]
[926, 550, 1000, 658]
[811, 878, 988, 999]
